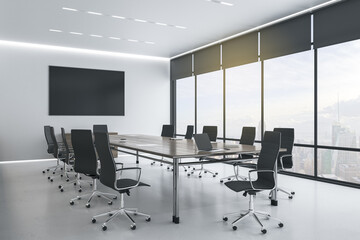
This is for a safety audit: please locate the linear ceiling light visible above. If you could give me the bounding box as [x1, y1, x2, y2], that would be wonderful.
[205, 0, 234, 6]
[62, 7, 187, 30]
[0, 40, 169, 61]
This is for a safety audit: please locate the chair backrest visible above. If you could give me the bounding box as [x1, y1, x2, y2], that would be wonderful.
[60, 128, 71, 163]
[256, 131, 281, 187]
[273, 128, 294, 169]
[48, 126, 59, 158]
[202, 126, 217, 142]
[161, 124, 175, 137]
[239, 127, 256, 145]
[71, 130, 98, 176]
[93, 124, 108, 134]
[94, 132, 116, 189]
[185, 125, 194, 139]
[44, 125, 54, 154]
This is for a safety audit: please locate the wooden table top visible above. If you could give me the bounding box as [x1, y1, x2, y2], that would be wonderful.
[110, 134, 261, 159]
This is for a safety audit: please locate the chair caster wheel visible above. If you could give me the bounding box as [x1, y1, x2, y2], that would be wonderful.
[279, 223, 284, 228]
[160, 163, 163, 166]
[223, 217, 228, 221]
[42, 170, 45, 174]
[53, 172, 55, 175]
[113, 196, 117, 200]
[73, 182, 77, 186]
[167, 167, 170, 170]
[86, 203, 90, 208]
[60, 188, 64, 192]
[70, 201, 74, 205]
[193, 167, 195, 170]
[146, 217, 151, 222]
[78, 189, 82, 193]
[58, 185, 62, 189]
[61, 168, 63, 170]
[228, 178, 231, 181]
[47, 169, 50, 172]
[102, 225, 107, 231]
[199, 175, 202, 178]
[77, 196, 81, 200]
[108, 201, 113, 205]
[130, 225, 136, 230]
[188, 166, 191, 168]
[232, 226, 237, 231]
[60, 174, 63, 178]
[184, 169, 187, 172]
[50, 179, 53, 182]
[92, 218, 96, 223]
[213, 175, 216, 177]
[66, 179, 69, 182]
[288, 195, 293, 199]
[79, 177, 82, 180]
[109, 213, 113, 216]
[204, 171, 207, 173]
[48, 176, 50, 180]
[187, 173, 190, 177]
[261, 229, 267, 234]
[215, 172, 218, 175]
[171, 169, 173, 172]
[291, 192, 295, 195]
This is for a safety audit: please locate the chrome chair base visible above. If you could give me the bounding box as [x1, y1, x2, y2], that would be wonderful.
[189, 163, 218, 178]
[269, 187, 295, 199]
[92, 193, 150, 231]
[223, 195, 283, 234]
[69, 178, 117, 207]
[220, 165, 247, 183]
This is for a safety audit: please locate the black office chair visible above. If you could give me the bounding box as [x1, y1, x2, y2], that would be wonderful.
[69, 130, 117, 207]
[223, 131, 284, 234]
[57, 128, 77, 190]
[42, 125, 59, 174]
[91, 131, 151, 231]
[219, 127, 256, 183]
[44, 126, 67, 182]
[151, 124, 175, 166]
[272, 128, 295, 199]
[184, 125, 194, 139]
[190, 126, 219, 178]
[93, 124, 108, 133]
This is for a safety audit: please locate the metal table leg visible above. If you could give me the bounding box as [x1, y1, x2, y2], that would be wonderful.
[271, 164, 278, 206]
[172, 158, 180, 223]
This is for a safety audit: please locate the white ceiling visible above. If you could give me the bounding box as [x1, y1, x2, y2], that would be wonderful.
[0, 0, 333, 58]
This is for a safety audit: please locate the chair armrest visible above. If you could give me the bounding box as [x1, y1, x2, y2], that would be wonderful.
[114, 167, 142, 191]
[279, 154, 292, 170]
[248, 169, 276, 191]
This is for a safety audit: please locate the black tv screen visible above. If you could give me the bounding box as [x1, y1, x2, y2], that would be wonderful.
[49, 66, 125, 116]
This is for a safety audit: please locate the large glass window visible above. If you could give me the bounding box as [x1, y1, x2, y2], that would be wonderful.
[197, 70, 223, 137]
[225, 62, 261, 140]
[318, 39, 360, 148]
[264, 50, 314, 144]
[318, 149, 360, 184]
[264, 50, 314, 175]
[176, 76, 195, 135]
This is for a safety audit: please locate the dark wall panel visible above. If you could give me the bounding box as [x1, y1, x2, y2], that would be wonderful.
[260, 15, 311, 60]
[222, 32, 258, 69]
[194, 45, 221, 75]
[171, 54, 192, 80]
[314, 0, 360, 49]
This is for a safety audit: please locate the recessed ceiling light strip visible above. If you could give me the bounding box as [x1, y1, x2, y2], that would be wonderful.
[49, 29, 155, 45]
[205, 0, 234, 7]
[61, 7, 187, 30]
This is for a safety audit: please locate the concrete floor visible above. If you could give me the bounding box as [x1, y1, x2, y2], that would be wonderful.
[0, 157, 359, 240]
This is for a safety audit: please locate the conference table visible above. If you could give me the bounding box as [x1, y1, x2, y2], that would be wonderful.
[109, 134, 280, 224]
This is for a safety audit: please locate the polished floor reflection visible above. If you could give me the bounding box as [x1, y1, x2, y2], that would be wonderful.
[0, 158, 359, 240]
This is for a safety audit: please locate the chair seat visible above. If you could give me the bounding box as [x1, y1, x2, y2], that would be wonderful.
[225, 180, 273, 193]
[116, 178, 150, 190]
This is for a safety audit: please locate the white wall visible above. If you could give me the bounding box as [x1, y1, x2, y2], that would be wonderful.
[0, 44, 170, 161]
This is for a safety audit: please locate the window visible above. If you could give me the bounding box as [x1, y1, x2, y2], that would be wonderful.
[264, 50, 314, 144]
[225, 62, 261, 140]
[197, 71, 223, 137]
[176, 76, 195, 135]
[318, 39, 360, 148]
